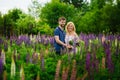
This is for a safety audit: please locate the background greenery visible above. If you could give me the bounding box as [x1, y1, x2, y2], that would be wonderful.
[0, 0, 120, 37]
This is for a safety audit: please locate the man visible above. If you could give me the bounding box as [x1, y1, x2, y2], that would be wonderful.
[54, 17, 68, 55]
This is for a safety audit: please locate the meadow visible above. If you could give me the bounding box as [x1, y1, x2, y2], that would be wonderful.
[0, 33, 120, 80]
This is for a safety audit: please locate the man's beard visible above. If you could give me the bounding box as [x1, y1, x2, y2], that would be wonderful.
[60, 24, 65, 27]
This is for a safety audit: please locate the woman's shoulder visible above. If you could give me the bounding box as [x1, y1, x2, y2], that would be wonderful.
[74, 33, 78, 37]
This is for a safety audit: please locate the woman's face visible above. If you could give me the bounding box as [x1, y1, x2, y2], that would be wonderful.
[67, 24, 74, 32]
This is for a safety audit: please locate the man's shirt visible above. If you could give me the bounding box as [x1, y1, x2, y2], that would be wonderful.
[54, 27, 66, 52]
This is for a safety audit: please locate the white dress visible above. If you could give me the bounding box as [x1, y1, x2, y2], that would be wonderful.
[65, 35, 75, 45]
[65, 35, 78, 53]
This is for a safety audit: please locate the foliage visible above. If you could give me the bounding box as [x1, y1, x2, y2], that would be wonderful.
[36, 21, 54, 35]
[72, 0, 120, 34]
[16, 14, 36, 35]
[60, 0, 85, 8]
[40, 0, 76, 28]
[100, 3, 120, 33]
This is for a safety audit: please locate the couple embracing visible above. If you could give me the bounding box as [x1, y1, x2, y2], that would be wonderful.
[54, 16, 79, 55]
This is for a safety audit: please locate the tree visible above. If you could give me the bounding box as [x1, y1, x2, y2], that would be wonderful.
[90, 0, 106, 9]
[40, 0, 76, 28]
[60, 0, 85, 8]
[100, 3, 120, 33]
[2, 8, 23, 37]
[16, 14, 36, 34]
[0, 12, 4, 36]
[28, 0, 41, 19]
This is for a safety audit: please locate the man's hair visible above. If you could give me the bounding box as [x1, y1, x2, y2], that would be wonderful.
[58, 16, 66, 21]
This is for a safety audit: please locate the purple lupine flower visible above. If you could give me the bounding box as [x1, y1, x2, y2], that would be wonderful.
[49, 37, 54, 46]
[105, 48, 114, 73]
[29, 58, 33, 64]
[32, 52, 39, 64]
[4, 41, 8, 51]
[40, 53, 44, 71]
[32, 52, 36, 64]
[16, 38, 22, 45]
[41, 56, 44, 71]
[92, 53, 99, 72]
[17, 53, 20, 61]
[0, 38, 3, 45]
[0, 49, 1, 56]
[24, 35, 31, 46]
[104, 41, 114, 73]
[86, 52, 91, 73]
[117, 35, 120, 41]
[26, 53, 30, 64]
[43, 38, 49, 46]
[73, 46, 76, 55]
[0, 58, 3, 74]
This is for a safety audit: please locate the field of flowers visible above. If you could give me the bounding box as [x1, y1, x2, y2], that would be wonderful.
[0, 33, 120, 80]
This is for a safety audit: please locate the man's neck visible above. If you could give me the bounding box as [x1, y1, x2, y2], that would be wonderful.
[59, 26, 64, 30]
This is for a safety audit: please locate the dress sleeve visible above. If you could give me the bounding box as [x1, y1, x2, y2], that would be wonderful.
[65, 35, 69, 44]
[74, 33, 79, 42]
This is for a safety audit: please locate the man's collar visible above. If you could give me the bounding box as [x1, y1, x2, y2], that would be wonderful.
[58, 26, 64, 31]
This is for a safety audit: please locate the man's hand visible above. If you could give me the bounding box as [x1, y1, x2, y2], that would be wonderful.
[67, 45, 73, 49]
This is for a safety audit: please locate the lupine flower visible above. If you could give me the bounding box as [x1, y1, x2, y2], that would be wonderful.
[104, 41, 114, 73]
[49, 37, 54, 46]
[80, 45, 83, 60]
[102, 57, 105, 69]
[1, 49, 6, 65]
[73, 47, 76, 55]
[0, 58, 3, 74]
[1, 50, 6, 65]
[88, 39, 92, 52]
[62, 66, 69, 80]
[20, 64, 25, 80]
[115, 39, 119, 56]
[55, 60, 61, 80]
[92, 53, 99, 72]
[106, 49, 114, 73]
[26, 53, 30, 64]
[40, 52, 44, 71]
[4, 40, 8, 51]
[29, 58, 33, 64]
[11, 55, 16, 78]
[101, 35, 106, 44]
[17, 53, 21, 61]
[3, 70, 7, 80]
[0, 49, 1, 56]
[0, 38, 2, 43]
[82, 72, 88, 80]
[70, 60, 77, 80]
[86, 52, 91, 73]
[32, 52, 36, 63]
[36, 72, 40, 80]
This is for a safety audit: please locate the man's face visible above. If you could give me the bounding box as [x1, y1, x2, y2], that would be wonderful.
[59, 20, 66, 28]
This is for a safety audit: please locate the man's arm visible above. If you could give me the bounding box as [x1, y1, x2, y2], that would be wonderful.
[54, 36, 67, 47]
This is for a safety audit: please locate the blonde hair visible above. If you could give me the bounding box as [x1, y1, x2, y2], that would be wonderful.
[65, 21, 76, 35]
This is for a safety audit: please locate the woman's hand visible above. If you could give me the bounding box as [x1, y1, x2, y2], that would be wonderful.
[67, 45, 73, 49]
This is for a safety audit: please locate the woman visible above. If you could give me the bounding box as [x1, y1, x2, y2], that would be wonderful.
[65, 21, 79, 53]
